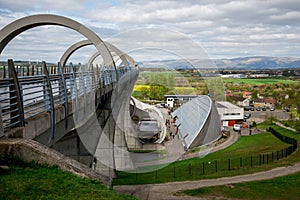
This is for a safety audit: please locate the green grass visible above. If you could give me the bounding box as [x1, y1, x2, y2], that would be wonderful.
[180, 171, 300, 199]
[222, 78, 296, 85]
[0, 156, 136, 200]
[114, 124, 298, 185]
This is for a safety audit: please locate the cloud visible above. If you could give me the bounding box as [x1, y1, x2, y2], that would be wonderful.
[0, 0, 300, 62]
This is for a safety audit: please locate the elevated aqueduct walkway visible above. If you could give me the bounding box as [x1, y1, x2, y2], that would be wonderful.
[0, 14, 141, 186]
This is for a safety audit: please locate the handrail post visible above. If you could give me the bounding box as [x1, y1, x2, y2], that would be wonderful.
[70, 63, 78, 120]
[0, 103, 4, 137]
[42, 61, 55, 140]
[8, 59, 25, 127]
[58, 62, 69, 129]
[78, 63, 86, 114]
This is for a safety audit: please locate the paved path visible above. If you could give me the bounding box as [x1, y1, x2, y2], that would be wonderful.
[180, 127, 240, 160]
[114, 162, 300, 200]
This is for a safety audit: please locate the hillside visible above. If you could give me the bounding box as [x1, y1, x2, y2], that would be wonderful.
[138, 56, 300, 70]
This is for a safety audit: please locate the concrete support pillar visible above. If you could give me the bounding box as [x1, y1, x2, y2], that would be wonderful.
[94, 114, 116, 178]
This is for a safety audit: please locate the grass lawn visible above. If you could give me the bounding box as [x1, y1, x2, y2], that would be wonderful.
[222, 78, 296, 85]
[180, 171, 300, 199]
[114, 123, 298, 185]
[0, 156, 136, 200]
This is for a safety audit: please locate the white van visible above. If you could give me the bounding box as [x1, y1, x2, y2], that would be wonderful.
[233, 124, 241, 131]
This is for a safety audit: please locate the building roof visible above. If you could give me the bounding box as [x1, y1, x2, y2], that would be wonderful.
[264, 98, 276, 103]
[171, 95, 220, 149]
[230, 95, 246, 102]
[164, 95, 199, 98]
[253, 98, 264, 103]
[215, 101, 241, 109]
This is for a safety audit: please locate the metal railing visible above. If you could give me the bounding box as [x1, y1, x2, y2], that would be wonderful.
[0, 59, 134, 138]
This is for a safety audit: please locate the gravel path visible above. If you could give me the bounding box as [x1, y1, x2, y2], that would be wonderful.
[114, 162, 300, 200]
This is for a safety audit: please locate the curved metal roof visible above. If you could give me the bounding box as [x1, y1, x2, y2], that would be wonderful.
[172, 95, 219, 149]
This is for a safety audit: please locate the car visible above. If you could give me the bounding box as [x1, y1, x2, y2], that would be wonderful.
[242, 123, 248, 128]
[250, 107, 255, 111]
[270, 108, 275, 111]
[233, 124, 241, 131]
[221, 126, 230, 137]
[244, 113, 251, 119]
[256, 107, 261, 111]
[262, 107, 267, 111]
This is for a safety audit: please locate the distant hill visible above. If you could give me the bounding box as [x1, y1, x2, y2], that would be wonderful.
[138, 56, 300, 70]
[2, 56, 300, 70]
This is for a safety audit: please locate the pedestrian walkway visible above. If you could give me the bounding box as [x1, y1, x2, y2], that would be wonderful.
[180, 127, 240, 160]
[114, 162, 300, 200]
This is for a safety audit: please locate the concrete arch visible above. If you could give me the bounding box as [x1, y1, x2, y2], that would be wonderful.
[87, 49, 136, 69]
[0, 14, 115, 68]
[60, 39, 137, 68]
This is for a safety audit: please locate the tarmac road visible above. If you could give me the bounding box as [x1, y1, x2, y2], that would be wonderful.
[244, 109, 291, 123]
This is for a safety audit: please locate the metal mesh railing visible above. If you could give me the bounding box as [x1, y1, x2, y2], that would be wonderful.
[0, 59, 135, 138]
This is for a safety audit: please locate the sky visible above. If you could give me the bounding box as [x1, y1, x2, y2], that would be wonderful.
[0, 0, 300, 63]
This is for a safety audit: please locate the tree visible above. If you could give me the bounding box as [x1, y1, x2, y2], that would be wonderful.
[148, 85, 169, 100]
[251, 90, 258, 99]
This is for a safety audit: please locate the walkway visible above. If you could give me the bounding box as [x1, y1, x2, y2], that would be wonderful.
[180, 127, 240, 160]
[114, 162, 300, 199]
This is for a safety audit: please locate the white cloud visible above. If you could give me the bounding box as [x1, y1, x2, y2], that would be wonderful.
[0, 0, 300, 62]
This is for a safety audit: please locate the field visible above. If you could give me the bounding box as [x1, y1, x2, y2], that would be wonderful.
[222, 78, 296, 85]
[114, 123, 299, 185]
[180, 171, 300, 199]
[134, 85, 198, 95]
[177, 123, 300, 199]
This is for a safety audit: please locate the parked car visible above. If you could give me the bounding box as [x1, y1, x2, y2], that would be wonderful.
[250, 107, 255, 111]
[242, 123, 249, 128]
[256, 107, 261, 111]
[233, 124, 241, 131]
[270, 107, 275, 111]
[221, 126, 230, 137]
[244, 113, 251, 119]
[262, 107, 267, 111]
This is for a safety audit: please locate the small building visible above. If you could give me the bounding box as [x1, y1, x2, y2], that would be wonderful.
[253, 98, 264, 108]
[229, 95, 250, 107]
[221, 74, 246, 78]
[216, 101, 244, 127]
[164, 95, 199, 108]
[264, 98, 276, 108]
[166, 98, 174, 108]
[242, 91, 252, 99]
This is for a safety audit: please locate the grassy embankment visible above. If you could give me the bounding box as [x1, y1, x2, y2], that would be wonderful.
[114, 122, 300, 185]
[179, 172, 300, 199]
[0, 156, 137, 200]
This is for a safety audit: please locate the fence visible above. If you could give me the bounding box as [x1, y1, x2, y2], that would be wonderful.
[115, 127, 298, 184]
[0, 59, 134, 137]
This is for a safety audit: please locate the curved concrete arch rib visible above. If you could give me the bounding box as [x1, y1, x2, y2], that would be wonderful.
[88, 48, 136, 69]
[60, 39, 137, 68]
[0, 14, 115, 69]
